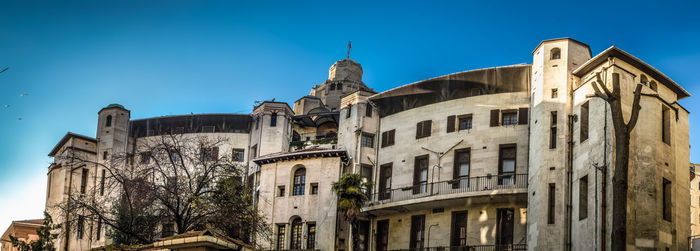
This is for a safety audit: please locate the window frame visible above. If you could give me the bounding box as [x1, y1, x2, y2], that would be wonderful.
[292, 168, 306, 196]
[416, 120, 432, 139]
[501, 110, 518, 126]
[361, 133, 375, 148]
[579, 175, 588, 220]
[498, 144, 517, 185]
[381, 129, 395, 148]
[458, 114, 473, 131]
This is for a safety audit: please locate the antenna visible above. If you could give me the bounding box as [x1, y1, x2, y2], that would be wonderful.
[346, 41, 351, 59]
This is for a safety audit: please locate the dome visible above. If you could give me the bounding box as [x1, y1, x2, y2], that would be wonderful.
[104, 104, 126, 109]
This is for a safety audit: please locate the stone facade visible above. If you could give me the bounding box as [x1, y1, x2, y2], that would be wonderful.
[1, 219, 42, 251]
[39, 38, 692, 251]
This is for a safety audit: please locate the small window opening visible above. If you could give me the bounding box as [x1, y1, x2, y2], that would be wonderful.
[551, 48, 561, 60]
[105, 115, 112, 127]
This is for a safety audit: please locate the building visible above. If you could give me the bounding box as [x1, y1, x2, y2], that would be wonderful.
[42, 38, 691, 251]
[691, 163, 700, 249]
[1, 219, 43, 251]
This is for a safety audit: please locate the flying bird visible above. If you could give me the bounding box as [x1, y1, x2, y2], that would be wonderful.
[18, 118, 22, 120]
[3, 104, 10, 108]
[0, 67, 8, 74]
[20, 93, 28, 97]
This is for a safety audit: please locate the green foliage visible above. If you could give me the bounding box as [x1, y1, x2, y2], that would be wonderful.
[209, 175, 270, 244]
[9, 211, 59, 251]
[332, 173, 372, 251]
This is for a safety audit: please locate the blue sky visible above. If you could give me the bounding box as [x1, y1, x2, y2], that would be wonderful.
[1, 0, 699, 231]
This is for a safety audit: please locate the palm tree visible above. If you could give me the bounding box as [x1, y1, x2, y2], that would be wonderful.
[332, 173, 372, 251]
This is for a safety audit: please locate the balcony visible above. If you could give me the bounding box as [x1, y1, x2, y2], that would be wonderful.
[365, 174, 527, 211]
[389, 244, 527, 251]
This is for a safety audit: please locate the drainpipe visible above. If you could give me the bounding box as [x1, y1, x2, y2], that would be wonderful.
[566, 114, 574, 251]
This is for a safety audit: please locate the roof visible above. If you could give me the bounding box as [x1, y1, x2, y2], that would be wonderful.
[154, 229, 253, 250]
[573, 46, 690, 99]
[12, 219, 43, 226]
[129, 113, 253, 137]
[98, 103, 129, 113]
[48, 132, 97, 157]
[532, 37, 592, 56]
[253, 148, 348, 165]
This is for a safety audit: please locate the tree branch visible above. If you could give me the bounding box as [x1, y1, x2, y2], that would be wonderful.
[626, 84, 643, 131]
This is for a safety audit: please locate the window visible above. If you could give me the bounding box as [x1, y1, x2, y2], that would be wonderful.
[80, 169, 88, 194]
[307, 223, 316, 249]
[311, 183, 318, 195]
[381, 129, 395, 147]
[550, 48, 561, 60]
[662, 105, 671, 145]
[232, 148, 245, 162]
[169, 151, 181, 163]
[278, 186, 285, 197]
[330, 83, 336, 90]
[47, 173, 51, 198]
[579, 175, 588, 220]
[366, 104, 373, 117]
[379, 163, 392, 200]
[161, 223, 174, 238]
[103, 151, 108, 160]
[276, 225, 286, 250]
[77, 216, 84, 239]
[361, 164, 373, 195]
[663, 178, 672, 221]
[496, 208, 514, 245]
[337, 83, 343, 90]
[201, 147, 219, 161]
[270, 113, 277, 127]
[550, 111, 557, 149]
[140, 152, 151, 164]
[96, 218, 102, 240]
[451, 211, 468, 247]
[416, 120, 432, 139]
[201, 125, 215, 133]
[358, 220, 371, 251]
[346, 104, 352, 118]
[290, 218, 303, 249]
[100, 170, 106, 196]
[413, 155, 429, 194]
[172, 127, 184, 134]
[250, 145, 257, 159]
[453, 149, 470, 189]
[105, 115, 112, 127]
[580, 101, 589, 142]
[409, 215, 425, 250]
[376, 220, 389, 251]
[498, 145, 516, 185]
[548, 183, 556, 224]
[293, 168, 306, 195]
[490, 110, 500, 127]
[551, 88, 558, 99]
[361, 133, 374, 148]
[502, 110, 518, 125]
[650, 80, 658, 92]
[458, 115, 473, 131]
[640, 74, 649, 85]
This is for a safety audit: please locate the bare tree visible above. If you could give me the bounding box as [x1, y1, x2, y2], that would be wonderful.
[590, 72, 642, 250]
[55, 133, 269, 248]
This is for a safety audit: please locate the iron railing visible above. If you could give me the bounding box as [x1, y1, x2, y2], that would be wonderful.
[390, 244, 527, 251]
[368, 174, 527, 205]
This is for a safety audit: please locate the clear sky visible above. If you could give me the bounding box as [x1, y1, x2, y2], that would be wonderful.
[1, 0, 699, 232]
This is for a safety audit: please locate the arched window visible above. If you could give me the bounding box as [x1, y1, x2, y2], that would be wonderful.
[550, 48, 561, 60]
[105, 115, 112, 127]
[337, 83, 343, 90]
[290, 218, 303, 249]
[293, 168, 306, 195]
[640, 74, 649, 85]
[650, 80, 658, 92]
[330, 83, 336, 90]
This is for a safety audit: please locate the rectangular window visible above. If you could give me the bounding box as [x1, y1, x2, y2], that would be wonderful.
[366, 104, 373, 117]
[662, 105, 671, 145]
[409, 215, 425, 250]
[361, 133, 375, 148]
[581, 101, 589, 142]
[361, 164, 373, 195]
[311, 183, 318, 195]
[550, 111, 557, 149]
[376, 220, 389, 251]
[580, 176, 589, 220]
[496, 208, 514, 245]
[447, 115, 456, 133]
[276, 225, 286, 250]
[502, 110, 518, 125]
[140, 152, 151, 164]
[663, 178, 672, 221]
[381, 129, 395, 147]
[100, 170, 106, 196]
[416, 120, 432, 139]
[379, 163, 392, 200]
[80, 169, 88, 194]
[307, 223, 316, 249]
[278, 186, 285, 197]
[96, 218, 102, 240]
[518, 107, 529, 125]
[451, 211, 468, 247]
[453, 148, 470, 189]
[232, 148, 245, 162]
[458, 114, 473, 131]
[77, 216, 84, 239]
[346, 104, 352, 118]
[47, 173, 51, 198]
[270, 113, 277, 127]
[201, 147, 219, 161]
[551, 88, 558, 99]
[548, 183, 556, 224]
[498, 145, 516, 185]
[413, 155, 429, 194]
[103, 151, 108, 160]
[201, 125, 215, 133]
[250, 145, 257, 159]
[162, 223, 174, 237]
[358, 220, 370, 251]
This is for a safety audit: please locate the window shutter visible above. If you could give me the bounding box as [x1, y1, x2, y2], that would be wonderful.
[212, 147, 219, 160]
[490, 110, 500, 127]
[518, 108, 528, 125]
[424, 121, 432, 137]
[416, 122, 422, 139]
[381, 132, 387, 147]
[389, 130, 395, 145]
[447, 115, 456, 133]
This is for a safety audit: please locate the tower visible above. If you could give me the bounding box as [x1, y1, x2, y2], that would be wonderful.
[308, 58, 373, 111]
[527, 38, 591, 250]
[97, 104, 130, 162]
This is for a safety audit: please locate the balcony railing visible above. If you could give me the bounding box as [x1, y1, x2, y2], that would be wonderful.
[368, 174, 527, 205]
[390, 244, 527, 251]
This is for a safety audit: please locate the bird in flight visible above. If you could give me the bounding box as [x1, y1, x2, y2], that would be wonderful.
[20, 93, 28, 97]
[3, 104, 10, 108]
